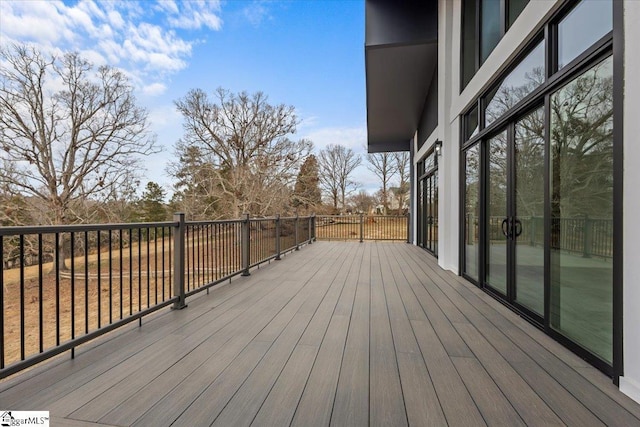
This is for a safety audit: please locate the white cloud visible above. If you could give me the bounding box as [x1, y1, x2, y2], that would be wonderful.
[67, 5, 96, 35]
[0, 1, 72, 45]
[242, 2, 271, 27]
[78, 0, 106, 22]
[142, 82, 167, 96]
[107, 10, 125, 29]
[148, 104, 182, 132]
[79, 49, 107, 66]
[163, 0, 223, 30]
[155, 0, 179, 15]
[302, 126, 367, 153]
[0, 0, 222, 96]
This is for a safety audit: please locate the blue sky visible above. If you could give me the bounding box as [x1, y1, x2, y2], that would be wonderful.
[0, 0, 377, 197]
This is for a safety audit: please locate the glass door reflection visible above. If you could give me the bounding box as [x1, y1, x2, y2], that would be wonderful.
[486, 130, 508, 295]
[514, 108, 545, 316]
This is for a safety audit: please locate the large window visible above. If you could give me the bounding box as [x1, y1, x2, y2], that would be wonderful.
[461, 0, 530, 90]
[462, 0, 478, 90]
[550, 55, 614, 363]
[460, 0, 615, 372]
[484, 40, 545, 127]
[507, 0, 528, 29]
[480, 0, 501, 63]
[557, 0, 612, 69]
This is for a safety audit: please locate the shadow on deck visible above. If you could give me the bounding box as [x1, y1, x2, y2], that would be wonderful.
[1, 241, 639, 426]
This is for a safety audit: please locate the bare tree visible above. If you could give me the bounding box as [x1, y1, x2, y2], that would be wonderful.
[0, 44, 158, 269]
[0, 44, 157, 226]
[318, 144, 361, 212]
[173, 88, 312, 218]
[393, 152, 410, 212]
[349, 190, 375, 214]
[367, 152, 396, 214]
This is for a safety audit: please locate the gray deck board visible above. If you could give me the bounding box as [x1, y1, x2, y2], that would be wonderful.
[290, 244, 362, 427]
[330, 244, 370, 427]
[452, 356, 527, 427]
[368, 244, 408, 427]
[2, 241, 640, 427]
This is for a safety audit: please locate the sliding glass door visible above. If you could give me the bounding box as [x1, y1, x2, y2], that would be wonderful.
[513, 108, 545, 315]
[549, 56, 613, 363]
[486, 131, 508, 295]
[484, 107, 545, 318]
[418, 152, 438, 257]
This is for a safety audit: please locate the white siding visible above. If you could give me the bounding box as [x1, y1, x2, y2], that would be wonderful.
[620, 0, 640, 405]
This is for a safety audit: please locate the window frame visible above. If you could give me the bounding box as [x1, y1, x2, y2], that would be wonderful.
[460, 0, 531, 92]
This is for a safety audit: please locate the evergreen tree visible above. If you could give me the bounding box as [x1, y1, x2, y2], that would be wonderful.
[139, 182, 167, 222]
[292, 155, 322, 212]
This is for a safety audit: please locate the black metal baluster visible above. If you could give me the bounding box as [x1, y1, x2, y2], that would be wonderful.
[108, 230, 113, 325]
[162, 227, 166, 301]
[84, 232, 89, 334]
[19, 235, 25, 360]
[154, 227, 158, 304]
[146, 227, 150, 307]
[168, 227, 172, 301]
[119, 230, 123, 320]
[55, 233, 60, 345]
[97, 231, 101, 329]
[0, 236, 4, 369]
[70, 232, 75, 358]
[129, 229, 133, 317]
[38, 234, 43, 353]
[138, 228, 142, 312]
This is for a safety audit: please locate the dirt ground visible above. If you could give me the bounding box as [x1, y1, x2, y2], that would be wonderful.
[2, 237, 175, 367]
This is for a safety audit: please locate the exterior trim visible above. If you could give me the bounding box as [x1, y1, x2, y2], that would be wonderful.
[612, 0, 624, 384]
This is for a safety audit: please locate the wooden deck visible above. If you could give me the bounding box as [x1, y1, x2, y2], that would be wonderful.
[2, 241, 640, 426]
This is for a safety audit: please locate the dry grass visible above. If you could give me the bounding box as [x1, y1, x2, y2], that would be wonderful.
[2, 238, 175, 367]
[315, 216, 407, 241]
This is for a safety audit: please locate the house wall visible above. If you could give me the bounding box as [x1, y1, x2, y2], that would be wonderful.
[426, 0, 559, 274]
[621, 0, 640, 404]
[436, 0, 459, 273]
[411, 0, 639, 404]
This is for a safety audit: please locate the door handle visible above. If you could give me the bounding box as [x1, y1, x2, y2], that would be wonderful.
[514, 218, 523, 237]
[501, 218, 510, 238]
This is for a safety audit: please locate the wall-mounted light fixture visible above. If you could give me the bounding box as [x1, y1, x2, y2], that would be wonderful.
[434, 139, 443, 156]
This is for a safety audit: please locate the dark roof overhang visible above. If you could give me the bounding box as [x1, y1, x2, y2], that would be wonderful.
[365, 0, 438, 153]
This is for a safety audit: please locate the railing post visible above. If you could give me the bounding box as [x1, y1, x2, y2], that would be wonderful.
[406, 212, 411, 243]
[530, 216, 536, 246]
[295, 214, 300, 250]
[242, 213, 251, 276]
[307, 216, 313, 244]
[359, 213, 364, 243]
[275, 214, 282, 260]
[172, 212, 187, 310]
[311, 214, 316, 242]
[583, 215, 592, 258]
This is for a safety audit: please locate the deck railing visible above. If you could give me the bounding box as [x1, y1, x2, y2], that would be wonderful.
[475, 215, 613, 259]
[315, 214, 409, 242]
[0, 214, 315, 378]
